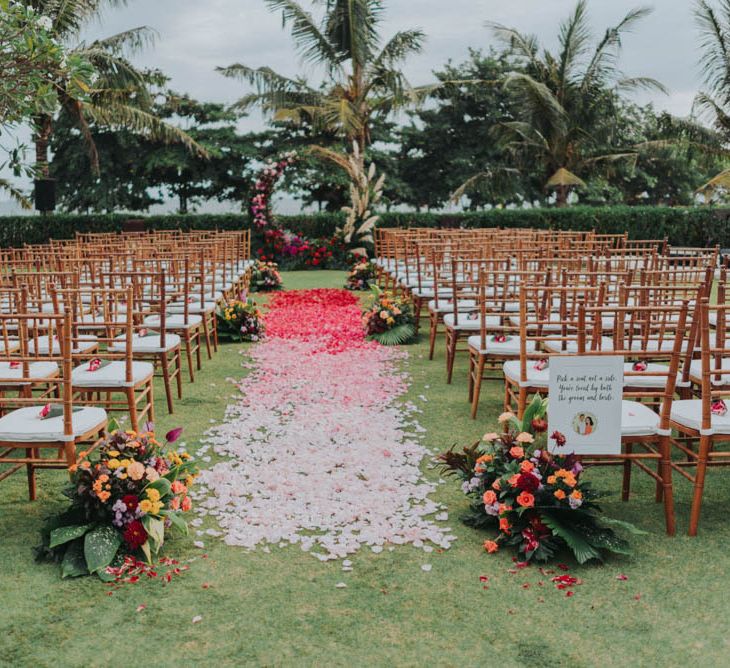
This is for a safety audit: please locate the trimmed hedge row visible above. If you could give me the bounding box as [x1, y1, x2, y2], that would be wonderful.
[2, 206, 730, 247]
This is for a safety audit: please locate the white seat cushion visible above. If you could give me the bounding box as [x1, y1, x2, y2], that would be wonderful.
[428, 299, 476, 313]
[621, 400, 660, 437]
[0, 405, 107, 443]
[109, 332, 181, 353]
[143, 314, 203, 330]
[72, 361, 154, 388]
[689, 358, 730, 385]
[28, 335, 98, 355]
[671, 399, 730, 434]
[168, 300, 217, 314]
[622, 362, 669, 388]
[468, 334, 534, 356]
[503, 360, 550, 388]
[0, 361, 58, 386]
[543, 337, 615, 353]
[443, 313, 500, 331]
[0, 339, 19, 354]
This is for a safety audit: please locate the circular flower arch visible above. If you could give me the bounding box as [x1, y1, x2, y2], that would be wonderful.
[248, 151, 297, 228]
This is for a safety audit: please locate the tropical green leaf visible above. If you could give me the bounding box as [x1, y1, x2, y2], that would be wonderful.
[541, 512, 603, 564]
[60, 538, 89, 578]
[371, 323, 416, 346]
[599, 516, 648, 535]
[49, 524, 93, 549]
[163, 510, 189, 536]
[83, 525, 122, 574]
[145, 477, 172, 498]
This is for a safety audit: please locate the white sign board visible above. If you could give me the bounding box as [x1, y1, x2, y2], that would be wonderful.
[548, 355, 624, 456]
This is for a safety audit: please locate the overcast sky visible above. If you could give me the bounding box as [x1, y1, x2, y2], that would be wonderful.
[0, 0, 708, 211]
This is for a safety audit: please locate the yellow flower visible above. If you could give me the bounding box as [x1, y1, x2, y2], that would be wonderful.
[108, 450, 120, 457]
[107, 458, 121, 470]
[139, 499, 152, 513]
[146, 488, 161, 502]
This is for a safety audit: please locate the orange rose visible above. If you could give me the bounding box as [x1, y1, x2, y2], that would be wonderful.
[483, 490, 497, 505]
[181, 496, 192, 512]
[520, 460, 535, 473]
[547, 475, 557, 485]
[554, 489, 566, 500]
[570, 490, 583, 500]
[508, 474, 520, 487]
[516, 491, 535, 508]
[492, 480, 501, 491]
[484, 540, 499, 554]
[499, 517, 511, 533]
[509, 446, 524, 459]
[476, 454, 493, 464]
[170, 496, 181, 511]
[498, 503, 512, 514]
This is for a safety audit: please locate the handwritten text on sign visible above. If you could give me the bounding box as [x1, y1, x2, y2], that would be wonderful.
[548, 356, 624, 455]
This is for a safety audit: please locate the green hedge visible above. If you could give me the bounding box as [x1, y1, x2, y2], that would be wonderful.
[2, 206, 730, 248]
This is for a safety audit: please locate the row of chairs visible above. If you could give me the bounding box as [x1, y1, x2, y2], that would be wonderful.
[0, 229, 252, 499]
[373, 227, 727, 536]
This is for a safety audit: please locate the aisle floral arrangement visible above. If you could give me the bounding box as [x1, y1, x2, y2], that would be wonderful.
[362, 287, 416, 345]
[35, 425, 197, 579]
[345, 259, 376, 291]
[249, 151, 297, 228]
[250, 260, 283, 292]
[216, 296, 265, 342]
[438, 396, 643, 563]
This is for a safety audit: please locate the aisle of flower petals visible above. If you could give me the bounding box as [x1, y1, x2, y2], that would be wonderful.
[194, 289, 453, 560]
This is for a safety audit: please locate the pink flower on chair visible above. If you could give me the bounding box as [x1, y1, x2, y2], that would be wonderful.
[491, 334, 509, 343]
[88, 358, 102, 372]
[9, 361, 20, 369]
[39, 404, 51, 419]
[711, 399, 727, 416]
[533, 359, 548, 371]
[632, 361, 648, 372]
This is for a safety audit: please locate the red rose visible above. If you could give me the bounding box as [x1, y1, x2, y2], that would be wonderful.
[550, 430, 567, 447]
[516, 473, 540, 492]
[531, 418, 548, 433]
[122, 494, 139, 511]
[123, 519, 148, 550]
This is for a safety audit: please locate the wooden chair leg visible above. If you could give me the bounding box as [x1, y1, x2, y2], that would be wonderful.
[470, 354, 486, 420]
[621, 444, 633, 501]
[195, 329, 202, 370]
[429, 312, 438, 361]
[658, 435, 676, 536]
[446, 328, 458, 384]
[160, 352, 174, 414]
[126, 386, 139, 432]
[26, 449, 37, 501]
[202, 317, 213, 359]
[183, 332, 195, 383]
[174, 349, 183, 399]
[147, 379, 156, 424]
[688, 434, 711, 536]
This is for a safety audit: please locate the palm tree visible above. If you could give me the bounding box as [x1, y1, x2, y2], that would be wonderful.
[220, 0, 427, 154]
[25, 0, 205, 184]
[483, 0, 664, 206]
[694, 1, 730, 190]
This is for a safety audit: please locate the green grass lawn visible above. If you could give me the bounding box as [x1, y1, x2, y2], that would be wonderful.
[2, 270, 729, 667]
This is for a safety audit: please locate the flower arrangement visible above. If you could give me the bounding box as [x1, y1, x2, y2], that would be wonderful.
[251, 260, 283, 292]
[217, 295, 265, 342]
[345, 260, 376, 291]
[438, 396, 643, 563]
[249, 151, 297, 229]
[35, 424, 197, 579]
[362, 286, 416, 345]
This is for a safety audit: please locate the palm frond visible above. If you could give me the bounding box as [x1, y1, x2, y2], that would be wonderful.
[0, 179, 31, 209]
[695, 0, 730, 94]
[616, 76, 668, 94]
[264, 0, 343, 70]
[582, 5, 654, 91]
[557, 0, 591, 87]
[324, 0, 383, 67]
[502, 71, 568, 135]
[698, 167, 730, 192]
[487, 22, 541, 69]
[86, 26, 157, 55]
[83, 101, 209, 157]
[370, 323, 416, 346]
[372, 29, 425, 68]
